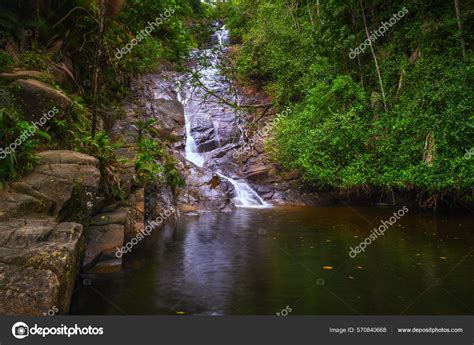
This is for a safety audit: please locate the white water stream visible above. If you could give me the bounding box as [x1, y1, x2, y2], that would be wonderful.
[179, 25, 269, 208]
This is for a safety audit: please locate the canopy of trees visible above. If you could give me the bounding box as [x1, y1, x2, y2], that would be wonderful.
[221, 0, 473, 207]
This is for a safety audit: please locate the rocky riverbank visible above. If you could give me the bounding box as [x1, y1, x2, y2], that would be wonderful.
[0, 69, 180, 315]
[0, 44, 333, 316]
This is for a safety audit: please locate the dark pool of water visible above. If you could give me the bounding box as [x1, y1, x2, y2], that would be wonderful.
[71, 206, 474, 315]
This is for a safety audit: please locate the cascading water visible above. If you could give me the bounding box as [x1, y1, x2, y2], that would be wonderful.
[215, 172, 267, 208]
[216, 25, 230, 47]
[178, 25, 269, 208]
[177, 91, 205, 167]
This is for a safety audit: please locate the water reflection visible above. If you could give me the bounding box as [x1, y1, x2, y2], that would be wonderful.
[71, 206, 474, 315]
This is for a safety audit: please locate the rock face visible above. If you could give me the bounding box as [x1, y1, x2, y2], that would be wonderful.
[83, 224, 124, 268]
[1, 151, 100, 222]
[137, 65, 318, 210]
[135, 73, 236, 213]
[0, 220, 84, 315]
[192, 124, 219, 152]
[83, 206, 133, 271]
[126, 74, 185, 141]
[150, 99, 184, 129]
[10, 79, 72, 123]
[0, 150, 100, 315]
[176, 161, 234, 212]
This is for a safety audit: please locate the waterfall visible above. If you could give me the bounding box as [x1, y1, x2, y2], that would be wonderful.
[178, 25, 269, 208]
[177, 90, 205, 167]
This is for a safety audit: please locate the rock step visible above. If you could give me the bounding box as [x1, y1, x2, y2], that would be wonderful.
[0, 150, 100, 315]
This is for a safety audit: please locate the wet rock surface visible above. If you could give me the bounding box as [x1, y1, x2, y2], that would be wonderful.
[135, 46, 310, 210]
[0, 150, 98, 315]
[176, 161, 235, 212]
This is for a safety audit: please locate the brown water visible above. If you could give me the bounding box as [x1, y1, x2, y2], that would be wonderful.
[71, 206, 474, 315]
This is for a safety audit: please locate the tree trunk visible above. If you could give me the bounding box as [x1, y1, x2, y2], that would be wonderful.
[351, 11, 364, 88]
[359, 0, 387, 111]
[91, 0, 107, 137]
[307, 0, 315, 31]
[35, 0, 40, 46]
[453, 0, 466, 60]
[285, 0, 300, 31]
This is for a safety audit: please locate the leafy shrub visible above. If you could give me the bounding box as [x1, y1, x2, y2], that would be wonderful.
[0, 50, 13, 72]
[135, 137, 164, 184]
[0, 88, 41, 183]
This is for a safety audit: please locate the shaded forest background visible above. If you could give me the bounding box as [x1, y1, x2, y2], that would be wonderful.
[218, 0, 473, 208]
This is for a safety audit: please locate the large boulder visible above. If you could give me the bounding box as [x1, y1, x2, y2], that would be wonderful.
[177, 162, 234, 212]
[192, 125, 219, 152]
[0, 150, 101, 315]
[10, 79, 72, 123]
[37, 150, 99, 166]
[0, 70, 50, 82]
[0, 151, 101, 220]
[0, 219, 84, 315]
[244, 163, 270, 182]
[0, 190, 49, 221]
[83, 205, 136, 271]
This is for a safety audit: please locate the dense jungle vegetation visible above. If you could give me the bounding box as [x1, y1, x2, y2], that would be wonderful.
[0, 0, 213, 188]
[219, 0, 473, 207]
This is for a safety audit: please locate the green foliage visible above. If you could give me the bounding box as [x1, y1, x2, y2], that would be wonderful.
[164, 157, 185, 190]
[135, 137, 164, 184]
[272, 76, 369, 188]
[225, 0, 474, 202]
[0, 87, 40, 182]
[113, 0, 195, 69]
[134, 120, 184, 188]
[17, 49, 49, 71]
[0, 50, 13, 72]
[75, 130, 122, 170]
[0, 0, 203, 191]
[74, 129, 125, 200]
